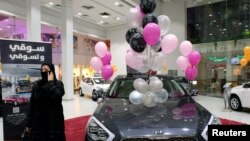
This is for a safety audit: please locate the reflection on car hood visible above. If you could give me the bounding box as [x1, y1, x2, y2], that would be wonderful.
[94, 97, 211, 138]
[96, 84, 110, 91]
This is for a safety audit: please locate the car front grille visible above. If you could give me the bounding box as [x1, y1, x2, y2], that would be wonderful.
[121, 137, 197, 141]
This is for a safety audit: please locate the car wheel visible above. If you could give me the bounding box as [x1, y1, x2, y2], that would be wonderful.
[230, 96, 242, 111]
[92, 90, 98, 101]
[79, 88, 84, 97]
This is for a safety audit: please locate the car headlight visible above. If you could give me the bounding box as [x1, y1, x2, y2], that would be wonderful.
[86, 116, 115, 141]
[201, 115, 221, 140]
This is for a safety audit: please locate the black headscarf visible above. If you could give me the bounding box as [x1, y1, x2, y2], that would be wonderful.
[39, 63, 57, 85]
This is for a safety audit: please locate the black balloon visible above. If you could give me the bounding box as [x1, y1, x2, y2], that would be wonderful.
[125, 28, 140, 44]
[142, 14, 158, 28]
[140, 0, 156, 14]
[130, 33, 146, 53]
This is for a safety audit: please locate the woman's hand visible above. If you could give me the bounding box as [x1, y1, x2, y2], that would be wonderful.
[25, 127, 32, 133]
[48, 71, 54, 81]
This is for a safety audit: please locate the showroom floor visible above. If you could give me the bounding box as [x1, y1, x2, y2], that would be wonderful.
[0, 94, 249, 141]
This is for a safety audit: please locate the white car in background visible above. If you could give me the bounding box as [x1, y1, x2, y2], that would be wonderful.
[79, 77, 110, 99]
[229, 83, 250, 111]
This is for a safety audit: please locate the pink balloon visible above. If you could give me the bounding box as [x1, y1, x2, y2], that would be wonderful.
[188, 50, 201, 66]
[101, 51, 112, 66]
[95, 42, 108, 57]
[90, 57, 103, 72]
[161, 34, 179, 54]
[180, 40, 193, 56]
[185, 66, 198, 81]
[125, 50, 144, 70]
[143, 23, 160, 45]
[101, 65, 114, 80]
[176, 56, 189, 71]
[136, 5, 145, 17]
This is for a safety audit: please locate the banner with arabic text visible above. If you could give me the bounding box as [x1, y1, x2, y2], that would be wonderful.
[0, 39, 52, 64]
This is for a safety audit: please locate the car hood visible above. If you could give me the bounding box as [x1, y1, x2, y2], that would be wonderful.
[96, 84, 110, 91]
[93, 97, 211, 138]
[231, 85, 243, 90]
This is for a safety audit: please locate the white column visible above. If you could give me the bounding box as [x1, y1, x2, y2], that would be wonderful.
[26, 0, 41, 41]
[61, 0, 74, 100]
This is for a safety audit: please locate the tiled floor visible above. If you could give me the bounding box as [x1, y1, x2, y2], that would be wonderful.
[0, 94, 249, 141]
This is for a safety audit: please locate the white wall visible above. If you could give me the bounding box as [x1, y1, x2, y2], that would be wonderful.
[106, 24, 130, 79]
[160, 0, 186, 76]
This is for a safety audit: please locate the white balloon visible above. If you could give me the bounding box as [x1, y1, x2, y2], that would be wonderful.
[142, 91, 157, 108]
[149, 76, 159, 82]
[150, 52, 167, 71]
[149, 78, 163, 93]
[151, 41, 161, 52]
[129, 90, 143, 105]
[155, 89, 169, 103]
[158, 15, 171, 36]
[133, 78, 149, 93]
[127, 8, 143, 28]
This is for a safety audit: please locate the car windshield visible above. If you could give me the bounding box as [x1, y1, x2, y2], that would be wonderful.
[93, 78, 104, 84]
[107, 76, 186, 100]
[17, 80, 30, 85]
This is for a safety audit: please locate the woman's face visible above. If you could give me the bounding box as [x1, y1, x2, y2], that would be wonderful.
[41, 65, 50, 72]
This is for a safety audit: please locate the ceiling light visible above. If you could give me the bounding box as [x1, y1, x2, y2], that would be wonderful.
[116, 17, 120, 20]
[78, 12, 82, 16]
[49, 2, 54, 5]
[100, 21, 104, 24]
[239, 22, 242, 25]
[223, 28, 227, 31]
[209, 33, 213, 36]
[114, 2, 120, 6]
[213, 20, 216, 22]
[6, 25, 11, 28]
[0, 28, 3, 31]
[209, 14, 212, 17]
[101, 15, 109, 18]
[100, 12, 110, 18]
[208, 1, 211, 4]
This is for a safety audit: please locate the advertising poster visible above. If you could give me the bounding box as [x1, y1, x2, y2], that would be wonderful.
[0, 39, 52, 140]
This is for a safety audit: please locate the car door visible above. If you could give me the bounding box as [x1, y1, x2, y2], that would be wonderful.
[81, 78, 89, 94]
[242, 83, 250, 108]
[85, 78, 94, 96]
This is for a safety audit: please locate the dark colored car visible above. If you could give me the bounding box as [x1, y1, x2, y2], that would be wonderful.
[173, 76, 199, 96]
[2, 80, 12, 88]
[15, 80, 32, 94]
[85, 75, 220, 141]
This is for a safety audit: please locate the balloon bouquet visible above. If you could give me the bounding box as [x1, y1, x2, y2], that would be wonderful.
[240, 46, 250, 67]
[176, 41, 201, 81]
[90, 42, 114, 80]
[126, 0, 202, 107]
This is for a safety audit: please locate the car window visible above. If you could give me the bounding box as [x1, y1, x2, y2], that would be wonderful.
[83, 78, 89, 83]
[17, 80, 30, 85]
[93, 78, 104, 84]
[107, 76, 186, 100]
